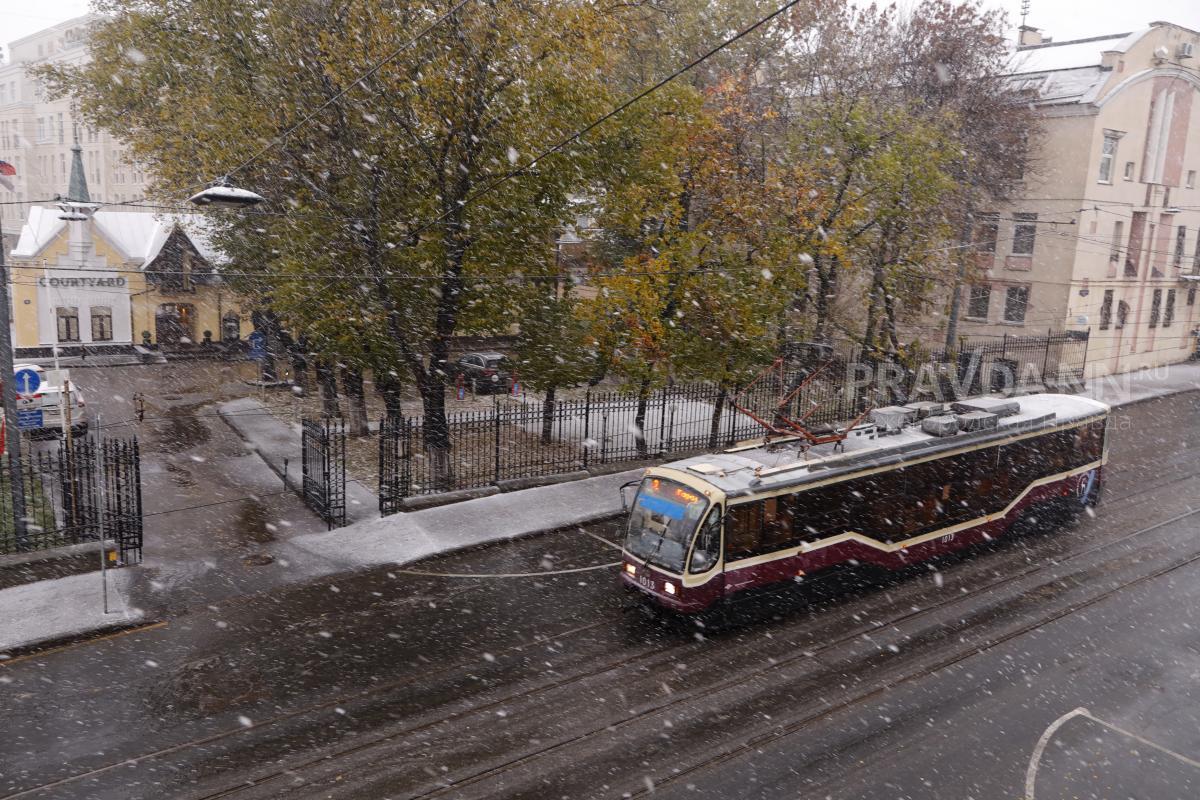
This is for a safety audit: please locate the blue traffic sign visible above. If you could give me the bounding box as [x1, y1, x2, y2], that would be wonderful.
[247, 331, 267, 361]
[13, 368, 41, 396]
[16, 409, 44, 430]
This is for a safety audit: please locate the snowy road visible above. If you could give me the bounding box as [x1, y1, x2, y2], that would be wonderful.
[2, 392, 1200, 799]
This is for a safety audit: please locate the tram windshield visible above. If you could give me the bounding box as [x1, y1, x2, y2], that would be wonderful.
[624, 477, 709, 573]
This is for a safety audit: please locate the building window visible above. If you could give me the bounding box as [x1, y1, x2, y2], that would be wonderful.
[1099, 289, 1114, 330]
[1012, 213, 1037, 255]
[57, 113, 64, 145]
[1109, 221, 1124, 267]
[1188, 170, 1197, 190]
[1149, 289, 1162, 328]
[1124, 161, 1135, 181]
[1175, 226, 1187, 268]
[1004, 286, 1029, 323]
[1164, 289, 1176, 327]
[967, 285, 991, 319]
[1115, 300, 1129, 329]
[975, 214, 999, 253]
[1098, 132, 1120, 183]
[90, 306, 113, 341]
[56, 307, 80, 342]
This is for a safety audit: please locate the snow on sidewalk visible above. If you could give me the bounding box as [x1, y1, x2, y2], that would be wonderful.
[0, 569, 143, 655]
[1083, 361, 1200, 406]
[281, 467, 640, 571]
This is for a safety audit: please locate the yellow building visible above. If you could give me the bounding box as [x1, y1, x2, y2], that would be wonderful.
[9, 145, 252, 352]
[10, 205, 253, 351]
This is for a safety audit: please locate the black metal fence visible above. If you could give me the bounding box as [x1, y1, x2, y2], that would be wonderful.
[302, 417, 347, 529]
[377, 331, 1090, 511]
[0, 436, 143, 564]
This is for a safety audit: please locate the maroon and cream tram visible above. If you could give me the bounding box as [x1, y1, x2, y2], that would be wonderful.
[620, 394, 1110, 613]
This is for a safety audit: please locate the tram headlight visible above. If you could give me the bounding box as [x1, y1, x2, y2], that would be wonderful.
[625, 563, 636, 576]
[664, 582, 676, 595]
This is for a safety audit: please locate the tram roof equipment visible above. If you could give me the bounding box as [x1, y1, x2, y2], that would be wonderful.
[657, 393, 1108, 499]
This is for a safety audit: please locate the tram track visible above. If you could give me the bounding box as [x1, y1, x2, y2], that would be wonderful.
[384, 504, 1200, 800]
[190, 497, 1200, 800]
[623, 542, 1200, 798]
[7, 451, 1200, 800]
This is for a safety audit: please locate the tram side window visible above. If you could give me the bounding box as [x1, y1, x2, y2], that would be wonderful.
[761, 496, 795, 552]
[845, 471, 908, 542]
[792, 483, 850, 542]
[1074, 420, 1105, 465]
[726, 503, 763, 561]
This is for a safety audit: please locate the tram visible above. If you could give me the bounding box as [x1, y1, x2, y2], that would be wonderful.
[620, 393, 1109, 613]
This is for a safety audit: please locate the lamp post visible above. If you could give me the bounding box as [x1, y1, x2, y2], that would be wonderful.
[0, 213, 29, 548]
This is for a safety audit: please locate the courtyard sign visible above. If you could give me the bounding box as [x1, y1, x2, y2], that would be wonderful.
[38, 277, 127, 288]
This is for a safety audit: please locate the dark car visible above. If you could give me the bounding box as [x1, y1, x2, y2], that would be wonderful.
[451, 351, 514, 394]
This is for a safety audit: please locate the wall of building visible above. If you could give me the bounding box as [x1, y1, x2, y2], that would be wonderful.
[0, 16, 151, 255]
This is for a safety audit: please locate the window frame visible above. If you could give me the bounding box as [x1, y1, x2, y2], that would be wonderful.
[1164, 289, 1176, 328]
[1003, 285, 1030, 323]
[90, 306, 113, 342]
[1099, 289, 1114, 330]
[1098, 132, 1119, 184]
[966, 285, 991, 320]
[55, 306, 80, 343]
[1149, 288, 1162, 328]
[1011, 213, 1038, 256]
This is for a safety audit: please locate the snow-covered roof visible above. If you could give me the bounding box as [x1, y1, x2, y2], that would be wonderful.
[11, 206, 223, 267]
[1003, 28, 1153, 107]
[654, 393, 1109, 499]
[1009, 33, 1133, 74]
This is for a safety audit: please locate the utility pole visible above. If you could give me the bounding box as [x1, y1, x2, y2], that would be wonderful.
[943, 209, 976, 355]
[0, 216, 29, 548]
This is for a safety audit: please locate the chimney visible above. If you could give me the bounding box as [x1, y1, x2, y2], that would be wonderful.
[1018, 25, 1044, 47]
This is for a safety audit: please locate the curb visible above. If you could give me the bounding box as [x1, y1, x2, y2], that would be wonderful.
[0, 618, 162, 662]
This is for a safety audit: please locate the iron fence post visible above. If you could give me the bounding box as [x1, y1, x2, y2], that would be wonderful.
[493, 398, 501, 484]
[582, 389, 591, 470]
[1082, 327, 1091, 378]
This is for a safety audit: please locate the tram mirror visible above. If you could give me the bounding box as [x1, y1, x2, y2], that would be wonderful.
[619, 480, 640, 513]
[690, 511, 722, 573]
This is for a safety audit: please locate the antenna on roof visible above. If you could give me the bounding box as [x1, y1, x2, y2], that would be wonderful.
[1020, 0, 1031, 28]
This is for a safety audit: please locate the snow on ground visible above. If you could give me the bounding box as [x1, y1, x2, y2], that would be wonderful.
[0, 569, 142, 654]
[281, 467, 640, 571]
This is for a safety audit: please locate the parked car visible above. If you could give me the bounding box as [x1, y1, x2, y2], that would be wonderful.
[12, 364, 89, 438]
[451, 351, 514, 394]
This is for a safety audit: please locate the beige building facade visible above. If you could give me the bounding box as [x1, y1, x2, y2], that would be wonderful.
[1, 15, 149, 258]
[10, 204, 252, 351]
[960, 22, 1200, 377]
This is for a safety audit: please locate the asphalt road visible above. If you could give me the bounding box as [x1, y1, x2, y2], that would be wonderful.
[3, 391, 1200, 799]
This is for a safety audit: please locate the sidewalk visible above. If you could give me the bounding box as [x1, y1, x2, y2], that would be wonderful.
[1081, 360, 1200, 406]
[0, 569, 143, 655]
[217, 398, 378, 524]
[7, 360, 1200, 655]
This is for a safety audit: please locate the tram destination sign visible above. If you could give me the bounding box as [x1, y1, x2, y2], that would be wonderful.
[38, 276, 127, 288]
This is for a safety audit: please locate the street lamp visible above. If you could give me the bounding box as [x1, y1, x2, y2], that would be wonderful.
[188, 177, 264, 209]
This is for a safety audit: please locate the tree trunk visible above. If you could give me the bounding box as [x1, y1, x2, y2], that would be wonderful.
[343, 365, 369, 437]
[708, 386, 727, 450]
[377, 371, 404, 420]
[316, 360, 339, 417]
[633, 377, 652, 458]
[540, 384, 557, 445]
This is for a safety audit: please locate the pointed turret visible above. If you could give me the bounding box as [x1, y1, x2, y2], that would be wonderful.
[66, 140, 90, 203]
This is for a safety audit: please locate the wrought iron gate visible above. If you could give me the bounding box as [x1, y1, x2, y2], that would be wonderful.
[378, 415, 409, 516]
[0, 435, 143, 565]
[302, 417, 346, 529]
[101, 438, 143, 565]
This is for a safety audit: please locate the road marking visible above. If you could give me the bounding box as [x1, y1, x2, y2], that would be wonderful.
[578, 528, 623, 551]
[1025, 707, 1200, 799]
[396, 562, 621, 579]
[0, 621, 168, 667]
